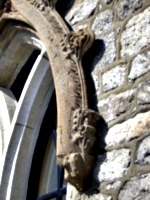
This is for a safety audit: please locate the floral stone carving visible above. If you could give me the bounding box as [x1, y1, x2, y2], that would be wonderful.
[1, 0, 101, 191]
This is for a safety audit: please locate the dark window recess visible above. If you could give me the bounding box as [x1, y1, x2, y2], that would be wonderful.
[36, 152, 66, 200]
[0, 0, 6, 10]
[27, 92, 66, 200]
[10, 50, 40, 100]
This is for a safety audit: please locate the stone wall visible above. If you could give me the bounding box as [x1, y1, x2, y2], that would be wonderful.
[65, 0, 150, 199]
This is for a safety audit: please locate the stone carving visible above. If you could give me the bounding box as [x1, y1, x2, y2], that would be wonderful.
[0, 1, 16, 17]
[1, 0, 101, 191]
[62, 29, 95, 59]
[57, 108, 100, 190]
[72, 108, 99, 154]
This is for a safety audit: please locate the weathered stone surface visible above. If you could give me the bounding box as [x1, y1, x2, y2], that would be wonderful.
[92, 73, 100, 95]
[0, 56, 18, 87]
[105, 111, 150, 147]
[92, 10, 114, 35]
[102, 65, 126, 92]
[75, 24, 88, 31]
[118, 174, 150, 200]
[93, 32, 116, 69]
[0, 6, 101, 192]
[101, 0, 113, 4]
[105, 181, 121, 191]
[66, 184, 82, 200]
[67, 183, 112, 200]
[94, 149, 130, 183]
[118, 0, 143, 21]
[121, 7, 150, 58]
[99, 4, 103, 11]
[128, 52, 150, 80]
[137, 80, 150, 104]
[98, 90, 135, 122]
[136, 136, 150, 165]
[1, 1, 150, 199]
[66, 0, 98, 25]
[84, 194, 112, 200]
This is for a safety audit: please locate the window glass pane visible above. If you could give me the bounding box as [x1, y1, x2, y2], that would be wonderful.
[38, 134, 57, 195]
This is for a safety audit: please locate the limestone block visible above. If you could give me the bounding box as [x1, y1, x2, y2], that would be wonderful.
[99, 4, 103, 11]
[118, 174, 150, 200]
[104, 181, 121, 191]
[105, 111, 150, 147]
[98, 90, 135, 122]
[66, 183, 112, 200]
[92, 10, 114, 35]
[102, 64, 126, 92]
[66, 0, 98, 25]
[101, 0, 113, 4]
[136, 136, 150, 165]
[128, 52, 150, 80]
[118, 0, 143, 21]
[121, 7, 150, 58]
[94, 149, 130, 183]
[137, 80, 150, 104]
[93, 32, 116, 69]
[84, 194, 112, 200]
[75, 24, 88, 31]
[92, 73, 100, 95]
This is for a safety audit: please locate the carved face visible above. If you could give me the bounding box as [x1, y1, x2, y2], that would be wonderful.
[63, 152, 96, 191]
[63, 153, 85, 190]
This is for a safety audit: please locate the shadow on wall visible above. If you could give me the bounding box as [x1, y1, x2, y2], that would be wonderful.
[82, 39, 105, 111]
[56, 0, 75, 17]
[82, 39, 109, 194]
[56, 0, 75, 31]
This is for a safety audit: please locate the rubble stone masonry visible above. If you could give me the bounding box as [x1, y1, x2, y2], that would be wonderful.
[65, 0, 150, 199]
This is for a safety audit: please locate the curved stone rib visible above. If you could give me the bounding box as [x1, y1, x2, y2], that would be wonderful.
[7, 0, 101, 191]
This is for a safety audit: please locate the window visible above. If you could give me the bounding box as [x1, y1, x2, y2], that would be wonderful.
[0, 21, 66, 200]
[27, 92, 66, 200]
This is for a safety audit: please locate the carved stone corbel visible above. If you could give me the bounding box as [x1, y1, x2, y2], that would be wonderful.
[2, 0, 101, 191]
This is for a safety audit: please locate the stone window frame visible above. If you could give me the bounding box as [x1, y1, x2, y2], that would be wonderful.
[0, 21, 59, 200]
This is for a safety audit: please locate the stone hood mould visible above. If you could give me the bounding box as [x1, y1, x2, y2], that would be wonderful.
[1, 0, 101, 191]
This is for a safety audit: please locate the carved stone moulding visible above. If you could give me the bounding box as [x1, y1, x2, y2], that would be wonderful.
[0, 0, 101, 191]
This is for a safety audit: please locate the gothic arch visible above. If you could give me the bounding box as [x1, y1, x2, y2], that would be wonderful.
[0, 1, 100, 198]
[0, 22, 54, 199]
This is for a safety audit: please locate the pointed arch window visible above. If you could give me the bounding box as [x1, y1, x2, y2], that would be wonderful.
[0, 21, 66, 200]
[0, 0, 100, 195]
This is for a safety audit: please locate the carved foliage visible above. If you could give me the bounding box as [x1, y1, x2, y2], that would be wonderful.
[60, 29, 95, 110]
[72, 108, 100, 154]
[58, 153, 96, 191]
[26, 0, 57, 9]
[57, 108, 100, 191]
[61, 29, 95, 60]
[25, 0, 64, 35]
